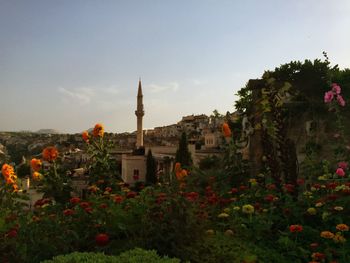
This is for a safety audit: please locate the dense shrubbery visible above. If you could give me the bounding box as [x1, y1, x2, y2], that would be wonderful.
[41, 248, 180, 263]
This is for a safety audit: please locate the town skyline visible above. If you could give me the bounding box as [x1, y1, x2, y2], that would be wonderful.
[1, 1, 350, 133]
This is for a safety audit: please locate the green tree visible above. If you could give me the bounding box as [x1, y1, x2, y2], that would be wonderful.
[146, 149, 157, 185]
[175, 132, 192, 167]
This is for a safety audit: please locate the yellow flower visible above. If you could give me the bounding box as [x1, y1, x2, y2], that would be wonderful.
[242, 204, 254, 214]
[320, 231, 334, 239]
[307, 207, 317, 215]
[336, 224, 349, 232]
[249, 178, 258, 186]
[233, 206, 241, 211]
[218, 212, 229, 218]
[223, 208, 230, 213]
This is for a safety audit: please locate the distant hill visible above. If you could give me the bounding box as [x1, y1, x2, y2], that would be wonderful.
[36, 129, 60, 134]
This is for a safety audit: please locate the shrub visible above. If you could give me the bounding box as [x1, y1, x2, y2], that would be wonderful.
[41, 248, 180, 263]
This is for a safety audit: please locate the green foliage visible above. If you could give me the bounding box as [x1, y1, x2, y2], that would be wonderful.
[182, 233, 289, 263]
[41, 248, 180, 263]
[198, 155, 221, 170]
[85, 135, 120, 188]
[146, 150, 157, 185]
[39, 161, 72, 204]
[175, 132, 192, 167]
[116, 248, 180, 263]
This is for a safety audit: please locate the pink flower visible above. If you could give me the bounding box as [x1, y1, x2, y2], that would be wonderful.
[337, 95, 346, 106]
[336, 168, 345, 177]
[338, 161, 348, 170]
[332, 83, 341, 94]
[324, 91, 334, 103]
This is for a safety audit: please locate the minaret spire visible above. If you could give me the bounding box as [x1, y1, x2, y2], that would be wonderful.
[135, 78, 144, 148]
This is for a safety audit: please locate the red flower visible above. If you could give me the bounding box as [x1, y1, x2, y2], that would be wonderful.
[63, 209, 75, 216]
[114, 195, 124, 204]
[312, 183, 321, 190]
[336, 168, 345, 177]
[284, 184, 295, 193]
[185, 192, 199, 202]
[296, 178, 305, 185]
[99, 203, 108, 209]
[231, 188, 238, 194]
[327, 182, 338, 190]
[105, 187, 112, 192]
[289, 224, 303, 233]
[207, 194, 218, 205]
[310, 243, 319, 250]
[6, 229, 17, 238]
[69, 197, 80, 205]
[95, 233, 109, 246]
[126, 191, 137, 198]
[338, 161, 348, 170]
[239, 185, 248, 191]
[84, 207, 93, 214]
[264, 194, 276, 203]
[79, 202, 90, 209]
[266, 184, 277, 190]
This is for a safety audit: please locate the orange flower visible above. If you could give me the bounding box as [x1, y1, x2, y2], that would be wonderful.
[30, 158, 42, 171]
[1, 163, 14, 178]
[32, 172, 41, 181]
[174, 162, 182, 173]
[93, 123, 104, 137]
[176, 169, 188, 181]
[320, 231, 334, 239]
[42, 146, 58, 162]
[12, 184, 19, 192]
[1, 164, 17, 186]
[222, 122, 232, 138]
[82, 130, 89, 142]
[336, 224, 349, 232]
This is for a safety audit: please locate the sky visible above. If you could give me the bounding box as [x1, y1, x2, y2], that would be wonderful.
[0, 0, 350, 134]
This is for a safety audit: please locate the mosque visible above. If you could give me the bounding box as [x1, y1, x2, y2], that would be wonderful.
[121, 80, 175, 185]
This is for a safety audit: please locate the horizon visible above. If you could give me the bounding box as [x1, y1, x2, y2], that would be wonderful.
[1, 1, 350, 134]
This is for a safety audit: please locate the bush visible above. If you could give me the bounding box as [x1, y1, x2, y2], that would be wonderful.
[41, 248, 180, 263]
[116, 248, 180, 263]
[181, 233, 290, 263]
[41, 252, 116, 263]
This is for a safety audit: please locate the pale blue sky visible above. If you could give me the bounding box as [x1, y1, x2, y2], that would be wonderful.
[0, 0, 349, 133]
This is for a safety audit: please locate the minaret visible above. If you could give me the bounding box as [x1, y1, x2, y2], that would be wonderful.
[135, 79, 144, 148]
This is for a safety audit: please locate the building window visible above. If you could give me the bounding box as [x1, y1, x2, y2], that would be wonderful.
[133, 169, 139, 176]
